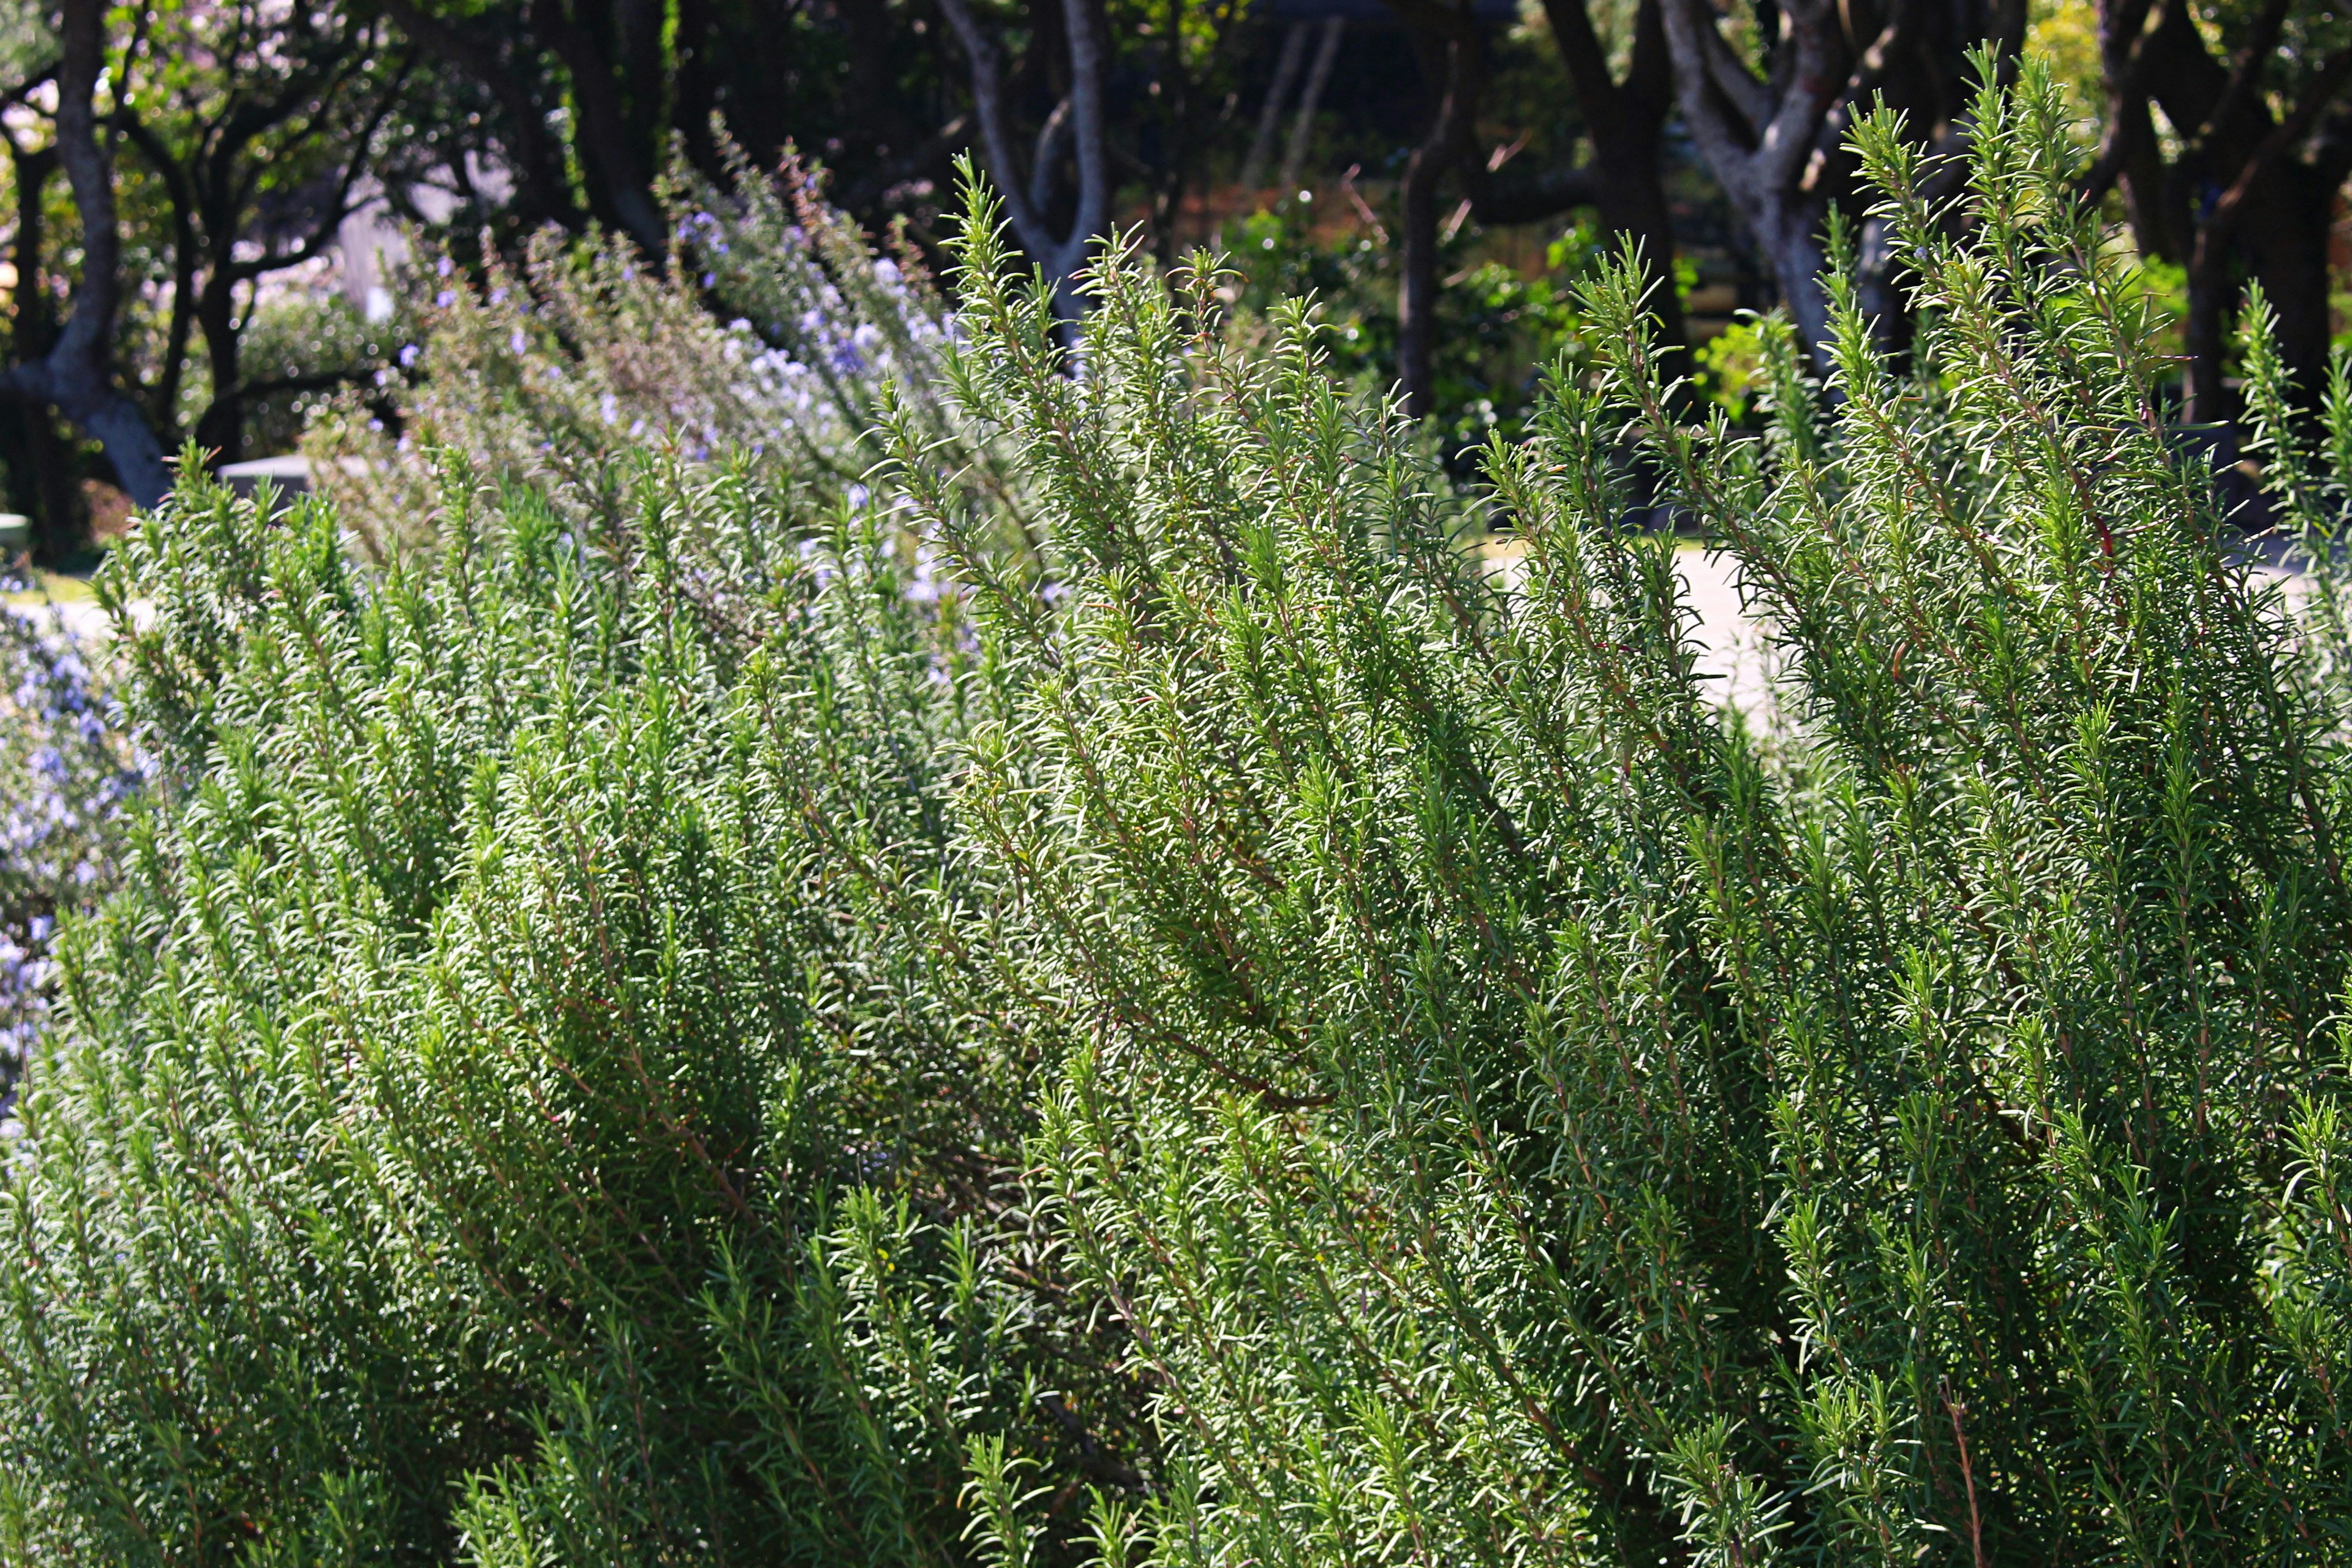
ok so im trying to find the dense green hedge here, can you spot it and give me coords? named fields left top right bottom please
left=3, top=70, right=2351, bottom=1565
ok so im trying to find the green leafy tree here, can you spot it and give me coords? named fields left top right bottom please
left=2089, top=0, right=2352, bottom=419
left=115, top=0, right=412, bottom=464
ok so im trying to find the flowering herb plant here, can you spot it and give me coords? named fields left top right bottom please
left=0, top=586, right=144, bottom=1090
left=306, top=139, right=1003, bottom=562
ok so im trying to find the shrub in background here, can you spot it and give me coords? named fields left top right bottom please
left=925, top=62, right=2352, bottom=1564
left=0, top=590, right=145, bottom=1093
left=307, top=144, right=996, bottom=559
left=229, top=293, right=412, bottom=461
left=1225, top=201, right=1621, bottom=456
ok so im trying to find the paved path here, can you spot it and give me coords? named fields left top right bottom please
left=5, top=597, right=115, bottom=643
left=1673, top=546, right=1777, bottom=720
left=3, top=570, right=145, bottom=644
left=1498, top=540, right=2312, bottom=728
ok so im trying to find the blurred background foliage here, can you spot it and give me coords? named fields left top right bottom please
left=2, top=0, right=2352, bottom=532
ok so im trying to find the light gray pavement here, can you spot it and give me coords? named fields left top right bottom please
left=4, top=594, right=121, bottom=645
left=1499, top=538, right=2312, bottom=727
left=1673, top=545, right=1778, bottom=720
left=1482, top=540, right=1779, bottom=719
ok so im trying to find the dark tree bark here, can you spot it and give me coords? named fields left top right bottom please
left=0, top=0, right=172, bottom=519
left=1659, top=0, right=2025, bottom=367
left=1385, top=1, right=1487, bottom=420
left=938, top=0, right=1112, bottom=320
left=2089, top=0, right=2352, bottom=421
left=2086, top=0, right=2179, bottom=261
left=529, top=0, right=668, bottom=256
left=4, top=138, right=83, bottom=556
left=1477, top=0, right=1689, bottom=382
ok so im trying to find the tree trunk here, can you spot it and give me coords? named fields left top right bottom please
left=1537, top=0, right=1687, bottom=382
left=23, top=409, right=81, bottom=564
left=1657, top=0, right=1843, bottom=366
left=1241, top=23, right=1310, bottom=193
left=2245, top=165, right=2338, bottom=405
left=1, top=141, right=83, bottom=557
left=1659, top=0, right=2015, bottom=371
left=531, top=0, right=668, bottom=258
left=4, top=146, right=84, bottom=556
left=2090, top=0, right=2182, bottom=262
left=1392, top=4, right=1484, bottom=420
left=2113, top=0, right=2352, bottom=419
left=0, top=0, right=171, bottom=522
left=938, top=0, right=1111, bottom=323
left=193, top=271, right=246, bottom=464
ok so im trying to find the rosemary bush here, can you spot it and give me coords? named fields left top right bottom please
left=0, top=596, right=143, bottom=1091
left=925, top=63, right=2352, bottom=1566
left=5, top=64, right=2352, bottom=1568
left=307, top=146, right=980, bottom=557
left=0, top=458, right=1136, bottom=1561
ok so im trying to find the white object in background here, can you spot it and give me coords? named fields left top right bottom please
left=215, top=456, right=314, bottom=498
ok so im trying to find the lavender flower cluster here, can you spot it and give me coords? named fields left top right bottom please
left=0, top=591, right=146, bottom=1089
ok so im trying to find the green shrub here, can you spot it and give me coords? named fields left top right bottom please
left=6, top=62, right=2352, bottom=1568
left=1224, top=202, right=1617, bottom=455
left=307, top=147, right=992, bottom=561
left=922, top=63, right=2352, bottom=1564
left=0, top=453, right=1142, bottom=1561
left=0, top=595, right=145, bottom=1090
left=213, top=293, right=410, bottom=461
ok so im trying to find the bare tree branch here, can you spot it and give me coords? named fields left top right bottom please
left=937, top=0, right=1110, bottom=317
left=1239, top=21, right=1310, bottom=192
